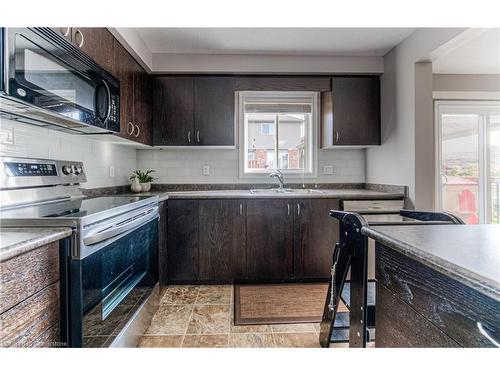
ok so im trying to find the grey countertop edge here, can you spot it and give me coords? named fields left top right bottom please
left=0, top=227, right=73, bottom=262
left=361, top=227, right=500, bottom=301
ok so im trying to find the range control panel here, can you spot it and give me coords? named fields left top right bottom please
left=5, top=162, right=58, bottom=177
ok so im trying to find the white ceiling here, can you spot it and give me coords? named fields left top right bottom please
left=433, top=28, right=500, bottom=74
left=134, top=28, right=415, bottom=56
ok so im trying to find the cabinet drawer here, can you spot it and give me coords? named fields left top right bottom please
left=376, top=284, right=460, bottom=347
left=0, top=242, right=59, bottom=314
left=342, top=199, right=404, bottom=212
left=376, top=243, right=500, bottom=347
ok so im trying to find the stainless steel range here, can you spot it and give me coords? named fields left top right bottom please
left=0, top=156, right=159, bottom=347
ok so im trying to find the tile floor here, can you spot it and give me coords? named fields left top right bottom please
left=138, top=285, right=336, bottom=348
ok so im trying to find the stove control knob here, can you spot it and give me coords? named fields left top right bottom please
left=62, top=165, right=73, bottom=175
left=74, top=165, right=83, bottom=175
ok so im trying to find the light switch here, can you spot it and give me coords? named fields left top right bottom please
left=323, top=165, right=333, bottom=175
left=202, top=165, right=210, bottom=176
left=109, top=165, right=115, bottom=177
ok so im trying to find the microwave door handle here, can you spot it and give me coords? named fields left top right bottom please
left=83, top=209, right=158, bottom=246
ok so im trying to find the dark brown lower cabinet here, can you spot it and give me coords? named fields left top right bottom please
left=166, top=200, right=199, bottom=281
left=199, top=200, right=246, bottom=281
left=294, top=199, right=340, bottom=279
left=158, top=200, right=168, bottom=287
left=246, top=200, right=294, bottom=281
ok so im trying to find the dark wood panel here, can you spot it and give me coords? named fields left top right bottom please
left=376, top=284, right=460, bottom=348
left=133, top=62, right=152, bottom=145
left=233, top=76, right=331, bottom=91
left=294, top=199, right=339, bottom=279
left=331, top=76, right=380, bottom=146
left=115, top=40, right=135, bottom=141
left=158, top=200, right=168, bottom=287
left=167, top=200, right=199, bottom=281
left=72, top=28, right=117, bottom=77
left=376, top=243, right=500, bottom=347
left=153, top=77, right=194, bottom=145
left=198, top=200, right=246, bottom=281
left=0, top=282, right=60, bottom=348
left=0, top=242, right=59, bottom=314
left=194, top=77, right=235, bottom=145
left=246, top=200, right=294, bottom=280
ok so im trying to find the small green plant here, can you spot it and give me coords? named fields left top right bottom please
left=130, top=169, right=156, bottom=183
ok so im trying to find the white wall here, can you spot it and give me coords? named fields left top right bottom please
left=0, top=118, right=137, bottom=189
left=137, top=148, right=365, bottom=184
left=366, top=28, right=467, bottom=207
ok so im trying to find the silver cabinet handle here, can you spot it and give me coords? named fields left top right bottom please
left=477, top=322, right=500, bottom=347
left=127, top=122, right=134, bottom=135
left=75, top=29, right=84, bottom=48
left=297, top=202, right=301, bottom=216
left=187, top=130, right=191, bottom=143
left=239, top=203, right=243, bottom=216
left=335, top=130, right=339, bottom=143
left=287, top=203, right=290, bottom=217
left=134, top=124, right=141, bottom=138
left=60, top=27, right=71, bottom=37
left=196, top=130, right=200, bottom=143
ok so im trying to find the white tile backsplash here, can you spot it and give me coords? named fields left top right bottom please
left=0, top=118, right=137, bottom=189
left=137, top=148, right=366, bottom=184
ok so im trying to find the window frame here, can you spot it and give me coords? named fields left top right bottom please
left=434, top=100, right=500, bottom=224
left=237, top=91, right=319, bottom=178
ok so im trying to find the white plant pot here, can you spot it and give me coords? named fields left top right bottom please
left=140, top=182, right=151, bottom=192
left=130, top=177, right=142, bottom=193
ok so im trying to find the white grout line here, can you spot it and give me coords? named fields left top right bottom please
left=180, top=286, right=200, bottom=348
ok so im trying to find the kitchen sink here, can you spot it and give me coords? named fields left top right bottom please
left=249, top=188, right=324, bottom=194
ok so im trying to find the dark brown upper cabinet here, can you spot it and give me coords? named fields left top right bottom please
left=153, top=76, right=235, bottom=146
left=321, top=76, right=381, bottom=147
left=194, top=77, right=235, bottom=146
left=233, top=76, right=331, bottom=91
left=153, top=77, right=195, bottom=145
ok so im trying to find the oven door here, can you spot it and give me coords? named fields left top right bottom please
left=2, top=28, right=119, bottom=133
left=68, top=217, right=158, bottom=347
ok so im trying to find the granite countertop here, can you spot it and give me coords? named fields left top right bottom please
left=0, top=227, right=73, bottom=262
left=362, top=224, right=500, bottom=301
left=129, top=188, right=405, bottom=201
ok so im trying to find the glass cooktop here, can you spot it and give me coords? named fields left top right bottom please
left=0, top=195, right=155, bottom=220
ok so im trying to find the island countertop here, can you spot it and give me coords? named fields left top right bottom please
left=361, top=224, right=500, bottom=301
left=0, top=227, right=73, bottom=262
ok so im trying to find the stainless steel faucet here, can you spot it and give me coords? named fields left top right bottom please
left=269, top=170, right=285, bottom=190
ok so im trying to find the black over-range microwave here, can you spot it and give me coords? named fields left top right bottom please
left=0, top=28, right=120, bottom=134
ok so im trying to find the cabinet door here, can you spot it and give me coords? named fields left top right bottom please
left=294, top=199, right=340, bottom=279
left=330, top=76, right=380, bottom=146
left=194, top=77, right=235, bottom=145
left=115, top=41, right=135, bottom=141
left=133, top=64, right=152, bottom=145
left=153, top=77, right=194, bottom=145
left=198, top=200, right=246, bottom=281
left=52, top=27, right=72, bottom=43
left=167, top=200, right=199, bottom=281
left=71, top=28, right=117, bottom=77
left=246, top=200, right=294, bottom=280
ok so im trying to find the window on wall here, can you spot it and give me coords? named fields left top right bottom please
left=238, top=91, right=319, bottom=177
left=436, top=101, right=500, bottom=224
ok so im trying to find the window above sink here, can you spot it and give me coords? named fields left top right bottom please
left=237, top=91, right=319, bottom=178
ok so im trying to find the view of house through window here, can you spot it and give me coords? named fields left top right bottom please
left=436, top=101, right=500, bottom=224
left=239, top=92, right=318, bottom=176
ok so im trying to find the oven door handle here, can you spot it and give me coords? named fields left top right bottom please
left=83, top=209, right=158, bottom=246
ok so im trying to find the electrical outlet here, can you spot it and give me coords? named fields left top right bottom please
left=323, top=165, right=334, bottom=175
left=202, top=165, right=210, bottom=176
left=109, top=165, right=115, bottom=177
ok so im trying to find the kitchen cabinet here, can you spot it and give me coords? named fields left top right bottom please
left=166, top=200, right=199, bottom=281
left=246, top=200, right=294, bottom=280
left=233, top=76, right=331, bottom=91
left=294, top=199, right=340, bottom=279
left=198, top=200, right=246, bottom=281
left=158, top=200, right=168, bottom=288
left=153, top=77, right=194, bottom=145
left=194, top=77, right=235, bottom=145
left=321, top=76, right=380, bottom=147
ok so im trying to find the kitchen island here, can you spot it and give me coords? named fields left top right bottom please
left=362, top=224, right=500, bottom=348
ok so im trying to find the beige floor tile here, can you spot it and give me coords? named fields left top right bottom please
left=161, top=285, right=199, bottom=305
left=230, top=323, right=273, bottom=333
left=146, top=305, right=193, bottom=335
left=196, top=285, right=231, bottom=305
left=270, top=323, right=318, bottom=333
left=186, top=305, right=230, bottom=334
left=137, top=335, right=183, bottom=348
left=229, top=333, right=275, bottom=348
left=273, top=332, right=321, bottom=348
left=331, top=342, right=350, bottom=348
left=182, top=334, right=229, bottom=348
